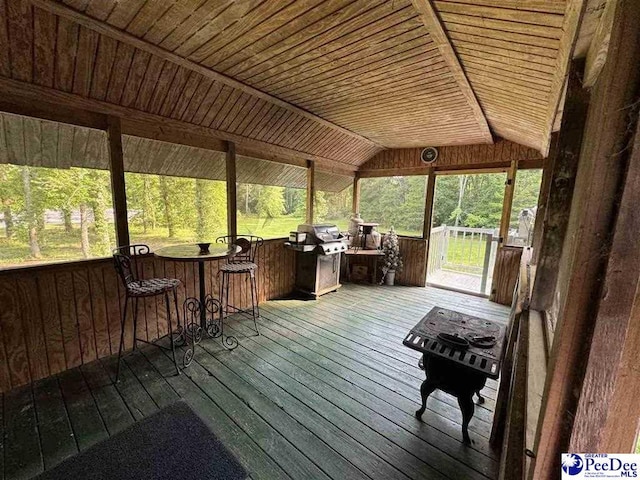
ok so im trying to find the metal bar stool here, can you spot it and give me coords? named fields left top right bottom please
left=216, top=235, right=263, bottom=345
left=113, top=244, right=186, bottom=381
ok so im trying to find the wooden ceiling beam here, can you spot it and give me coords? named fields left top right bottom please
left=410, top=0, right=493, bottom=145
left=27, top=0, right=383, bottom=151
left=0, top=76, right=359, bottom=173
left=583, top=0, right=617, bottom=88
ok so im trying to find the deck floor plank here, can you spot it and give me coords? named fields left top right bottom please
left=172, top=349, right=336, bottom=480
left=57, top=368, right=108, bottom=452
left=261, top=302, right=499, bottom=409
left=197, top=339, right=413, bottom=480
left=225, top=319, right=498, bottom=468
left=2, top=285, right=507, bottom=480
left=3, top=385, right=43, bottom=480
left=189, top=341, right=372, bottom=480
left=99, top=356, right=159, bottom=420
left=137, top=348, right=293, bottom=480
left=80, top=361, right=135, bottom=435
left=220, top=322, right=496, bottom=479
left=246, top=310, right=494, bottom=434
left=32, top=377, right=77, bottom=470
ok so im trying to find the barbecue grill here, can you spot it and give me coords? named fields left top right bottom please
left=285, top=224, right=348, bottom=297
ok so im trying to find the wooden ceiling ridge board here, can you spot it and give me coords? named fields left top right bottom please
left=26, top=0, right=384, bottom=151
left=410, top=0, right=493, bottom=144
left=541, top=0, right=588, bottom=156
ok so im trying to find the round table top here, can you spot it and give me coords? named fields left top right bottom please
left=154, top=243, right=241, bottom=262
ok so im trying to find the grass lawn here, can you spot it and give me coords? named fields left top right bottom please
left=0, top=215, right=352, bottom=268
left=0, top=225, right=115, bottom=268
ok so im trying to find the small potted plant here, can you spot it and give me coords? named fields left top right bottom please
left=380, top=227, right=403, bottom=285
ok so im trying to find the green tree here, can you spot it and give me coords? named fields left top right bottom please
left=314, top=191, right=328, bottom=222
left=21, top=166, right=42, bottom=257
left=195, top=179, right=226, bottom=240
left=87, top=170, right=113, bottom=256
left=126, top=173, right=161, bottom=234
left=256, top=186, right=285, bottom=218
left=0, top=164, right=21, bottom=238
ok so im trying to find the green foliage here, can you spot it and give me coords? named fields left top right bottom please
left=256, top=186, right=285, bottom=218
left=360, top=176, right=427, bottom=235
left=195, top=179, right=226, bottom=240
left=314, top=191, right=328, bottom=222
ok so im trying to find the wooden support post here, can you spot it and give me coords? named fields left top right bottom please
left=530, top=61, right=589, bottom=310
left=569, top=108, right=640, bottom=453
left=107, top=116, right=129, bottom=247
left=306, top=160, right=315, bottom=224
left=226, top=141, right=237, bottom=237
left=422, top=170, right=436, bottom=283
left=352, top=174, right=361, bottom=214
left=530, top=140, right=555, bottom=266
left=531, top=1, right=640, bottom=476
left=422, top=169, right=435, bottom=240
left=498, top=161, right=517, bottom=247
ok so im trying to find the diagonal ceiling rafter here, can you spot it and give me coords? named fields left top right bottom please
left=410, top=0, right=493, bottom=144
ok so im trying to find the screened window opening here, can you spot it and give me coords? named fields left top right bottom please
left=236, top=156, right=306, bottom=239
left=0, top=113, right=116, bottom=268
left=359, top=175, right=427, bottom=237
left=506, top=169, right=543, bottom=247
left=124, top=137, right=228, bottom=252
left=315, top=171, right=354, bottom=232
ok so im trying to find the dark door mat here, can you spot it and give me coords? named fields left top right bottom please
left=36, top=401, right=247, bottom=480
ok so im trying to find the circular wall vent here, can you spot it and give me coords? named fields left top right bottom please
left=420, top=147, right=438, bottom=164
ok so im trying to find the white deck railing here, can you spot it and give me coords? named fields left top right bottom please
left=428, top=225, right=499, bottom=293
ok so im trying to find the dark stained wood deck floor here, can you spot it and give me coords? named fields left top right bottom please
left=1, top=284, right=510, bottom=480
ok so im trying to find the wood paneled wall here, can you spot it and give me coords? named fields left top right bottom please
left=359, top=138, right=544, bottom=176
left=396, top=237, right=428, bottom=287
left=490, top=246, right=524, bottom=306
left=0, top=239, right=294, bottom=393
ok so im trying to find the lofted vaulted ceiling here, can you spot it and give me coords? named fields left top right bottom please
left=0, top=0, right=586, bottom=168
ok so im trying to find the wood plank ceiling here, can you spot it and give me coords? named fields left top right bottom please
left=0, top=0, right=584, bottom=167
left=431, top=0, right=576, bottom=153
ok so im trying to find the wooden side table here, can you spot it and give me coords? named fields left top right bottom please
left=344, top=248, right=384, bottom=284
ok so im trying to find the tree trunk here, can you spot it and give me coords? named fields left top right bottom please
left=3, top=204, right=13, bottom=238
left=142, top=176, right=150, bottom=233
left=195, top=179, right=206, bottom=240
left=79, top=203, right=90, bottom=258
left=159, top=176, right=175, bottom=238
left=453, top=175, right=469, bottom=238
left=91, top=192, right=111, bottom=256
left=62, top=207, right=73, bottom=233
left=22, top=166, right=41, bottom=258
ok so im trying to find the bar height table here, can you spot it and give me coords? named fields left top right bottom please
left=155, top=243, right=241, bottom=351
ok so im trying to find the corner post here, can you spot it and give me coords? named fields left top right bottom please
left=498, top=160, right=517, bottom=247
left=306, top=160, right=315, bottom=224
left=352, top=174, right=361, bottom=214
left=422, top=168, right=435, bottom=240
left=226, top=141, right=237, bottom=237
left=107, top=116, right=130, bottom=247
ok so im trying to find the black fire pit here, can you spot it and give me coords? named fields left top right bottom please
left=403, top=307, right=506, bottom=444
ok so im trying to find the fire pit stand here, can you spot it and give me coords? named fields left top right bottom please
left=403, top=306, right=506, bottom=444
